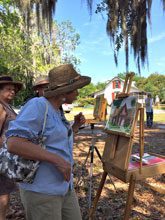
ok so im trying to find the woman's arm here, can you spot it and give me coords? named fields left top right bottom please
left=7, top=136, right=71, bottom=182
left=0, top=104, right=7, bottom=146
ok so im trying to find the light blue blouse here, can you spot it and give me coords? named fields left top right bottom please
left=6, top=97, right=74, bottom=196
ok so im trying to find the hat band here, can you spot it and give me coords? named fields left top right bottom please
left=0, top=76, right=13, bottom=82
left=48, top=75, right=81, bottom=90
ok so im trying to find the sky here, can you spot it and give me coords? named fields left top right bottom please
left=55, top=0, right=165, bottom=84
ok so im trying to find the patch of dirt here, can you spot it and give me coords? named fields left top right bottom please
left=7, top=122, right=165, bottom=219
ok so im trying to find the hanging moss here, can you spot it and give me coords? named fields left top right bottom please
left=14, top=0, right=165, bottom=74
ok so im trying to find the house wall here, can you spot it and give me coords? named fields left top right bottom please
left=104, top=78, right=139, bottom=105
left=104, top=80, right=124, bottom=104
left=93, top=77, right=139, bottom=105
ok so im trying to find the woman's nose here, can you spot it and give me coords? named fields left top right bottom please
left=11, top=89, right=16, bottom=94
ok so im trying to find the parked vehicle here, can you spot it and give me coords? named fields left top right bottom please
left=62, top=103, right=73, bottom=113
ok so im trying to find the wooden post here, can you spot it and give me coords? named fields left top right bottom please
left=89, top=171, right=107, bottom=219
left=122, top=72, right=135, bottom=94
left=126, top=73, right=134, bottom=93
left=123, top=174, right=136, bottom=220
left=123, top=74, right=129, bottom=93
left=139, top=107, right=144, bottom=173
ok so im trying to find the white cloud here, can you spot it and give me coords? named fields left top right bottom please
left=148, top=32, right=165, bottom=43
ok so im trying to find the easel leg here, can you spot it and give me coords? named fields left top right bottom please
left=83, top=147, right=91, bottom=166
left=123, top=175, right=136, bottom=220
left=89, top=171, right=107, bottom=220
left=89, top=145, right=94, bottom=208
left=94, top=146, right=102, bottom=160
left=75, top=147, right=91, bottom=187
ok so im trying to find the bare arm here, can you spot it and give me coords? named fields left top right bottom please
left=7, top=137, right=71, bottom=182
left=0, top=104, right=7, bottom=146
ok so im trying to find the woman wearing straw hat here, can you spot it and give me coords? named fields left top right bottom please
left=23, top=76, right=49, bottom=105
left=32, top=75, right=49, bottom=97
left=6, top=64, right=91, bottom=220
left=0, top=76, right=23, bottom=220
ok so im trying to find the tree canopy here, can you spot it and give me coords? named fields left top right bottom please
left=14, top=0, right=165, bottom=74
left=0, top=0, right=80, bottom=105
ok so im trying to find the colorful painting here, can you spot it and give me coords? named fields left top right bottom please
left=105, top=96, right=138, bottom=134
left=93, top=95, right=107, bottom=121
left=93, top=96, right=101, bottom=118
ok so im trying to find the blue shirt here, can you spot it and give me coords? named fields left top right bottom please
left=145, top=97, right=153, bottom=113
left=6, top=97, right=74, bottom=195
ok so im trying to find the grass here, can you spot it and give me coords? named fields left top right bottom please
left=151, top=114, right=165, bottom=123
left=154, top=104, right=165, bottom=110
left=65, top=107, right=165, bottom=123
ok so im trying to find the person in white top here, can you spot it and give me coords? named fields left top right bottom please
left=155, top=95, right=160, bottom=107
left=145, top=93, right=154, bottom=128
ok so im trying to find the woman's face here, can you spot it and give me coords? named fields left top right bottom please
left=65, top=89, right=79, bottom=104
left=34, top=84, right=48, bottom=97
left=0, top=84, right=16, bottom=103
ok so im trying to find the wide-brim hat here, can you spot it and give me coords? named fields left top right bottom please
left=0, top=75, right=23, bottom=92
left=33, top=76, right=49, bottom=89
left=44, top=64, right=91, bottom=98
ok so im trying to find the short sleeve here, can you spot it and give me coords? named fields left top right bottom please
left=6, top=97, right=47, bottom=142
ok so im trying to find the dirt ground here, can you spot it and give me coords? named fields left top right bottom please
left=7, top=122, right=165, bottom=220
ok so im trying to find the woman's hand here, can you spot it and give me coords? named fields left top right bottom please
left=56, top=157, right=71, bottom=182
left=72, top=112, right=85, bottom=133
left=7, top=137, right=72, bottom=182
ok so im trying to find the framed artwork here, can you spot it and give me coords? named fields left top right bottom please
left=105, top=96, right=138, bottom=135
left=93, top=95, right=107, bottom=121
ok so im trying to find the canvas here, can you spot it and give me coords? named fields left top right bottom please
left=93, top=96, right=101, bottom=118
left=105, top=96, right=138, bottom=135
left=93, top=95, right=107, bottom=121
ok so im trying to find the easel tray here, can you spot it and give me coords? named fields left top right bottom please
left=103, top=155, right=165, bottom=183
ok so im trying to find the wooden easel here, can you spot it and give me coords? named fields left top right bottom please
left=82, top=94, right=107, bottom=170
left=89, top=73, right=165, bottom=220
left=76, top=94, right=107, bottom=207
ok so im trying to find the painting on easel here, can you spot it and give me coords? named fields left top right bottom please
left=105, top=96, right=138, bottom=135
left=93, top=96, right=101, bottom=118
left=93, top=95, right=107, bottom=121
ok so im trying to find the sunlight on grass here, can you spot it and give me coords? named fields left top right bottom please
left=65, top=107, right=94, bottom=121
left=65, top=107, right=165, bottom=123
left=152, top=114, right=165, bottom=123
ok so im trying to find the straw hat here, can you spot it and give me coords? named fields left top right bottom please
left=0, top=75, right=23, bottom=92
left=33, top=76, right=49, bottom=89
left=44, top=64, right=91, bottom=98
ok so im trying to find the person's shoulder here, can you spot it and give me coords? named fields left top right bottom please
left=27, top=97, right=48, bottom=112
left=24, top=97, right=46, bottom=106
left=0, top=103, right=5, bottom=113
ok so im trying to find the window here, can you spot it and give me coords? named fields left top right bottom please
left=113, top=80, right=121, bottom=89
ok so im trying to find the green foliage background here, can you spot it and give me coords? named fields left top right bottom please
left=0, top=0, right=80, bottom=105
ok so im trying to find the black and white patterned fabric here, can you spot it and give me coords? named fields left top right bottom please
left=0, top=103, right=48, bottom=183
